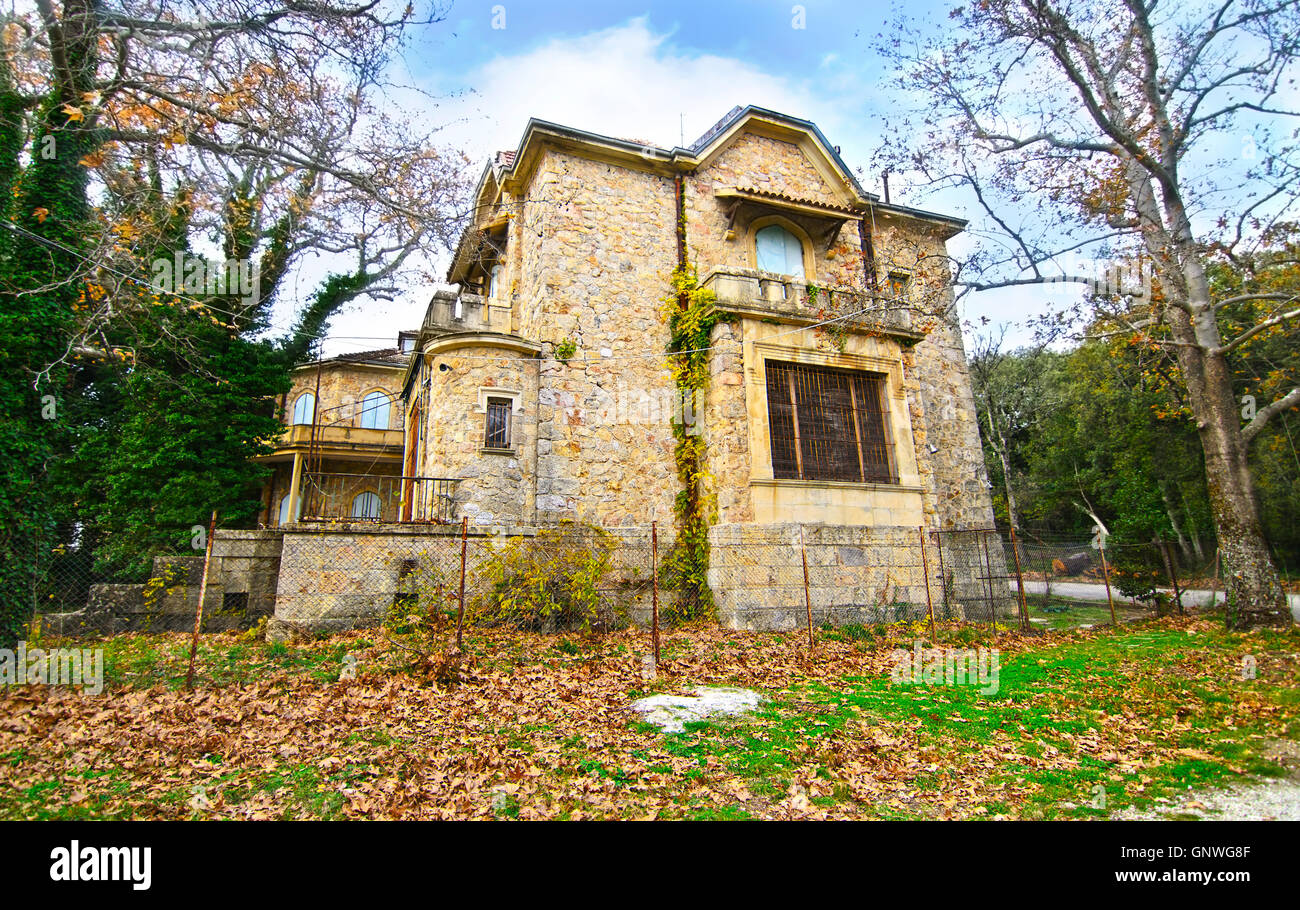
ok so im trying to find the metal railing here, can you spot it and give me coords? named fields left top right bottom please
left=298, top=473, right=460, bottom=524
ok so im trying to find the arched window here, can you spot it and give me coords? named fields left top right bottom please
left=488, top=263, right=503, bottom=301
left=755, top=224, right=806, bottom=279
left=278, top=492, right=302, bottom=526
left=359, top=391, right=391, bottom=430
left=291, top=392, right=315, bottom=425
left=351, top=491, right=381, bottom=520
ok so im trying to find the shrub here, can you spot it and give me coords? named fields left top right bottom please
left=471, top=523, right=621, bottom=631
left=1110, top=547, right=1163, bottom=601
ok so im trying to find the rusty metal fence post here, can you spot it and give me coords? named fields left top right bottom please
left=919, top=526, right=937, bottom=641
left=185, top=509, right=218, bottom=690
left=1008, top=525, right=1030, bottom=632
left=455, top=516, right=468, bottom=651
left=1156, top=536, right=1184, bottom=615
left=980, top=531, right=997, bottom=631
left=800, top=525, right=813, bottom=651
left=1098, top=543, right=1117, bottom=626
left=651, top=521, right=661, bottom=667
left=1168, top=545, right=1184, bottom=615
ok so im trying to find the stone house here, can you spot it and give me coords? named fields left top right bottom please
left=70, top=105, right=1004, bottom=637
left=385, top=105, right=1003, bottom=628
left=404, top=106, right=993, bottom=536
left=258, top=335, right=415, bottom=526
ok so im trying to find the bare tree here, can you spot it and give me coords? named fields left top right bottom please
left=877, top=0, right=1300, bottom=627
left=969, top=327, right=1051, bottom=558
left=3, top=0, right=469, bottom=366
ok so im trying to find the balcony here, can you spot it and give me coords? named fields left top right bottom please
left=296, top=473, right=460, bottom=524
left=700, top=267, right=922, bottom=343
left=261, top=392, right=407, bottom=464
left=422, top=289, right=512, bottom=336
left=268, top=424, right=404, bottom=460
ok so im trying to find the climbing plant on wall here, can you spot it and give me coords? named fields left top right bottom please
left=661, top=262, right=722, bottom=622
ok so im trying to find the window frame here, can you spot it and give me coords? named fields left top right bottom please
left=277, top=492, right=302, bottom=526
left=754, top=222, right=807, bottom=280
left=484, top=396, right=513, bottom=450
left=886, top=270, right=911, bottom=303
left=350, top=490, right=382, bottom=520
left=764, top=359, right=897, bottom=484
left=291, top=392, right=315, bottom=425
left=358, top=390, right=391, bottom=430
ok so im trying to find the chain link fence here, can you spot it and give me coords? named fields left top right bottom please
left=26, top=523, right=1026, bottom=643
left=25, top=521, right=1224, bottom=647
left=1011, top=529, right=1226, bottom=623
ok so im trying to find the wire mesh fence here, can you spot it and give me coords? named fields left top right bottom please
left=273, top=523, right=657, bottom=639
left=1010, top=528, right=1219, bottom=620
left=24, top=520, right=1225, bottom=650
left=32, top=549, right=219, bottom=638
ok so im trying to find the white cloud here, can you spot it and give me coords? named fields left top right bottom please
left=435, top=17, right=841, bottom=160
left=319, top=17, right=878, bottom=354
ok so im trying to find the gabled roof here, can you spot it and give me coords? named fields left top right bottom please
left=686, top=104, right=873, bottom=203
left=450, top=106, right=967, bottom=280
left=495, top=105, right=874, bottom=207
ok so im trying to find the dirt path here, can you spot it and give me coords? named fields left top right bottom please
left=1113, top=740, right=1300, bottom=820
left=1015, top=580, right=1300, bottom=621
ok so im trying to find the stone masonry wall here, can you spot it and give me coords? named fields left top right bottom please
left=416, top=345, right=538, bottom=526
left=522, top=149, right=682, bottom=528
left=709, top=523, right=1018, bottom=631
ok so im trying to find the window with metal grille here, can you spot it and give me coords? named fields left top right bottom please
left=351, top=491, right=381, bottom=519
left=765, top=360, right=896, bottom=483
left=886, top=271, right=911, bottom=302
left=485, top=397, right=512, bottom=449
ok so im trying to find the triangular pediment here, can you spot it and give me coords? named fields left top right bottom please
left=688, top=106, right=871, bottom=209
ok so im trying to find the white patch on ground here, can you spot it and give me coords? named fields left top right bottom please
left=631, top=687, right=763, bottom=733
left=1112, top=740, right=1300, bottom=821
left=1111, top=777, right=1300, bottom=821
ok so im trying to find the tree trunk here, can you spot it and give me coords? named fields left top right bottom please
left=995, top=431, right=1026, bottom=564
left=1162, top=488, right=1193, bottom=564
left=1125, top=156, right=1290, bottom=629
left=1166, top=303, right=1290, bottom=627
left=1182, top=487, right=1206, bottom=564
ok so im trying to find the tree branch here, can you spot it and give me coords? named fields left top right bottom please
left=1243, top=387, right=1300, bottom=442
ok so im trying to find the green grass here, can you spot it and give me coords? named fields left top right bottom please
left=4, top=618, right=1296, bottom=820
left=639, top=622, right=1299, bottom=819
left=40, top=632, right=368, bottom=690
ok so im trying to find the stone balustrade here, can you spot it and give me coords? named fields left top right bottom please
left=700, top=267, right=916, bottom=338
left=421, top=290, right=512, bottom=336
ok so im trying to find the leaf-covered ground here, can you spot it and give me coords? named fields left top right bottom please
left=1, top=615, right=1297, bottom=820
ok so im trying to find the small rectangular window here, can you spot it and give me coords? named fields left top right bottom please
left=485, top=397, right=512, bottom=449
left=886, top=272, right=911, bottom=302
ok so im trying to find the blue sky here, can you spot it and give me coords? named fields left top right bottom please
left=317, top=1, right=1072, bottom=354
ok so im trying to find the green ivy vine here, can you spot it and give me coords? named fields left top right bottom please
left=660, top=263, right=721, bottom=622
